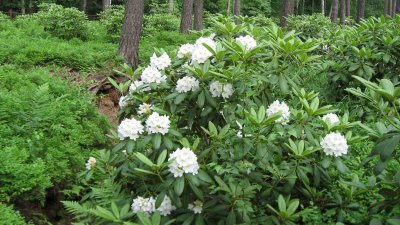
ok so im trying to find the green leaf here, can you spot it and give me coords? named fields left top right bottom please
left=214, top=176, right=230, bottom=193
left=287, top=199, right=299, bottom=216
left=137, top=212, right=152, bottom=225
left=174, top=176, right=185, bottom=196
left=92, top=206, right=116, bottom=221
left=174, top=93, right=187, bottom=105
left=227, top=210, right=236, bottom=225
left=155, top=191, right=166, bottom=209
left=157, top=150, right=168, bottom=166
left=197, top=91, right=205, bottom=108
left=195, top=215, right=205, bottom=225
left=277, top=195, right=286, bottom=212
left=134, top=168, right=156, bottom=175
left=198, top=170, right=213, bottom=183
left=151, top=211, right=161, bottom=225
left=378, top=134, right=400, bottom=161
left=335, top=158, right=348, bottom=173
left=111, top=202, right=120, bottom=219
left=135, top=152, right=154, bottom=167
left=152, top=134, right=162, bottom=150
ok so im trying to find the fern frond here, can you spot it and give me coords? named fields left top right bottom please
left=62, top=201, right=91, bottom=218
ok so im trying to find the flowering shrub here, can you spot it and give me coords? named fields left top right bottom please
left=64, top=18, right=375, bottom=224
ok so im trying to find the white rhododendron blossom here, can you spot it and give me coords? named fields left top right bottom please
left=118, top=118, right=144, bottom=140
left=236, top=35, right=257, bottom=50
left=176, top=76, right=200, bottom=93
left=209, top=81, right=234, bottom=98
left=85, top=157, right=96, bottom=170
left=191, top=36, right=217, bottom=64
left=138, top=103, right=153, bottom=115
left=168, top=147, right=199, bottom=177
left=145, top=112, right=170, bottom=135
left=129, top=80, right=150, bottom=93
left=266, top=100, right=291, bottom=125
left=141, top=67, right=166, bottom=84
left=188, top=200, right=203, bottom=214
left=150, top=52, right=171, bottom=70
left=222, top=83, right=234, bottom=98
left=156, top=196, right=176, bottom=216
left=131, top=196, right=156, bottom=215
left=322, top=113, right=340, bottom=125
left=177, top=43, right=194, bottom=58
left=320, top=132, right=349, bottom=157
left=119, top=95, right=129, bottom=108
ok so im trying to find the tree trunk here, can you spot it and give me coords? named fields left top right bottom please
left=330, top=0, right=338, bottom=23
left=385, top=0, right=390, bottom=16
left=392, top=0, right=397, bottom=16
left=397, top=0, right=400, bottom=13
left=280, top=0, right=294, bottom=27
left=118, top=0, right=144, bottom=69
left=102, top=0, right=112, bottom=11
left=227, top=0, right=231, bottom=16
left=81, top=0, right=87, bottom=13
left=340, top=0, right=345, bottom=24
left=168, top=0, right=174, bottom=12
left=28, top=0, right=33, bottom=13
left=346, top=0, right=350, bottom=16
left=194, top=0, right=203, bottom=30
left=321, top=0, right=325, bottom=15
left=357, top=0, right=365, bottom=23
left=21, top=0, right=25, bottom=14
left=180, top=0, right=193, bottom=33
left=234, top=0, right=240, bottom=24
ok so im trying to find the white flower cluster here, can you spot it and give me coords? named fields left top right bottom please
left=118, top=118, right=144, bottom=140
left=150, top=52, right=171, bottom=71
left=119, top=95, right=129, bottom=108
left=209, top=81, right=234, bottom=98
left=168, top=148, right=199, bottom=177
left=191, top=36, right=217, bottom=64
left=145, top=112, right=170, bottom=135
left=138, top=103, right=154, bottom=115
left=141, top=66, right=167, bottom=84
left=131, top=196, right=155, bottom=215
left=188, top=200, right=203, bottom=214
left=157, top=196, right=176, bottom=216
left=130, top=80, right=150, bottom=93
left=85, top=157, right=96, bottom=170
left=176, top=76, right=200, bottom=93
left=266, top=100, right=290, bottom=125
left=236, top=35, right=257, bottom=51
left=177, top=43, right=194, bottom=58
left=320, top=132, right=349, bottom=157
left=322, top=113, right=340, bottom=125
left=131, top=195, right=176, bottom=216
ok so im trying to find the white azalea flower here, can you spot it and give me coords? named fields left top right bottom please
left=145, top=112, right=170, bottom=135
left=320, top=132, right=349, bottom=157
left=176, top=76, right=200, bottom=93
left=266, top=100, right=290, bottom=125
left=118, top=118, right=144, bottom=140
left=168, top=147, right=199, bottom=177
left=236, top=35, right=257, bottom=50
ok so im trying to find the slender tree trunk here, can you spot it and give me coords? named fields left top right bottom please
left=118, top=0, right=144, bottom=69
left=392, top=0, right=397, bottom=16
left=340, top=0, right=345, bottom=24
left=168, top=0, right=174, bottom=12
left=21, top=0, right=25, bottom=14
left=330, top=0, right=339, bottom=23
left=397, top=0, right=400, bottom=13
left=227, top=0, right=231, bottom=16
left=102, top=0, right=112, bottom=11
left=357, top=0, right=365, bottom=22
left=234, top=0, right=240, bottom=24
left=28, top=0, right=33, bottom=13
left=280, top=0, right=294, bottom=27
left=385, top=0, right=390, bottom=17
left=180, top=0, right=193, bottom=33
left=194, top=0, right=203, bottom=30
left=346, top=0, right=350, bottom=16
left=81, top=0, right=87, bottom=13
left=321, top=0, right=325, bottom=15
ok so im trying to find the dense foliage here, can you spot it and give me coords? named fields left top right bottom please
left=62, top=16, right=400, bottom=225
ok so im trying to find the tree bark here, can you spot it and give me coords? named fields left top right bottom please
left=330, top=0, right=338, bottom=23
left=168, top=0, right=174, bottom=12
left=321, top=0, right=325, bottom=15
left=340, top=0, right=345, bottom=24
left=180, top=0, right=193, bottom=33
left=385, top=0, right=390, bottom=16
left=28, top=0, right=33, bottom=13
left=357, top=0, right=365, bottom=23
left=397, top=0, right=400, bottom=13
left=346, top=0, right=350, bottom=16
left=227, top=0, right=231, bottom=16
left=280, top=0, right=294, bottom=27
left=392, top=0, right=397, bottom=16
left=102, top=0, right=112, bottom=11
left=21, top=0, right=25, bottom=14
left=118, top=0, right=144, bottom=69
left=81, top=0, right=87, bottom=13
left=194, top=0, right=203, bottom=30
left=234, top=0, right=240, bottom=24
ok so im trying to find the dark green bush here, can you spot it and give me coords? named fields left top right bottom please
left=143, top=13, right=180, bottom=35
left=0, top=65, right=109, bottom=203
left=35, top=3, right=89, bottom=40
left=286, top=13, right=336, bottom=39
left=0, top=204, right=28, bottom=225
left=99, top=5, right=125, bottom=42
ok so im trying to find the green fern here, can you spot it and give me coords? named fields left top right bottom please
left=62, top=201, right=91, bottom=219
